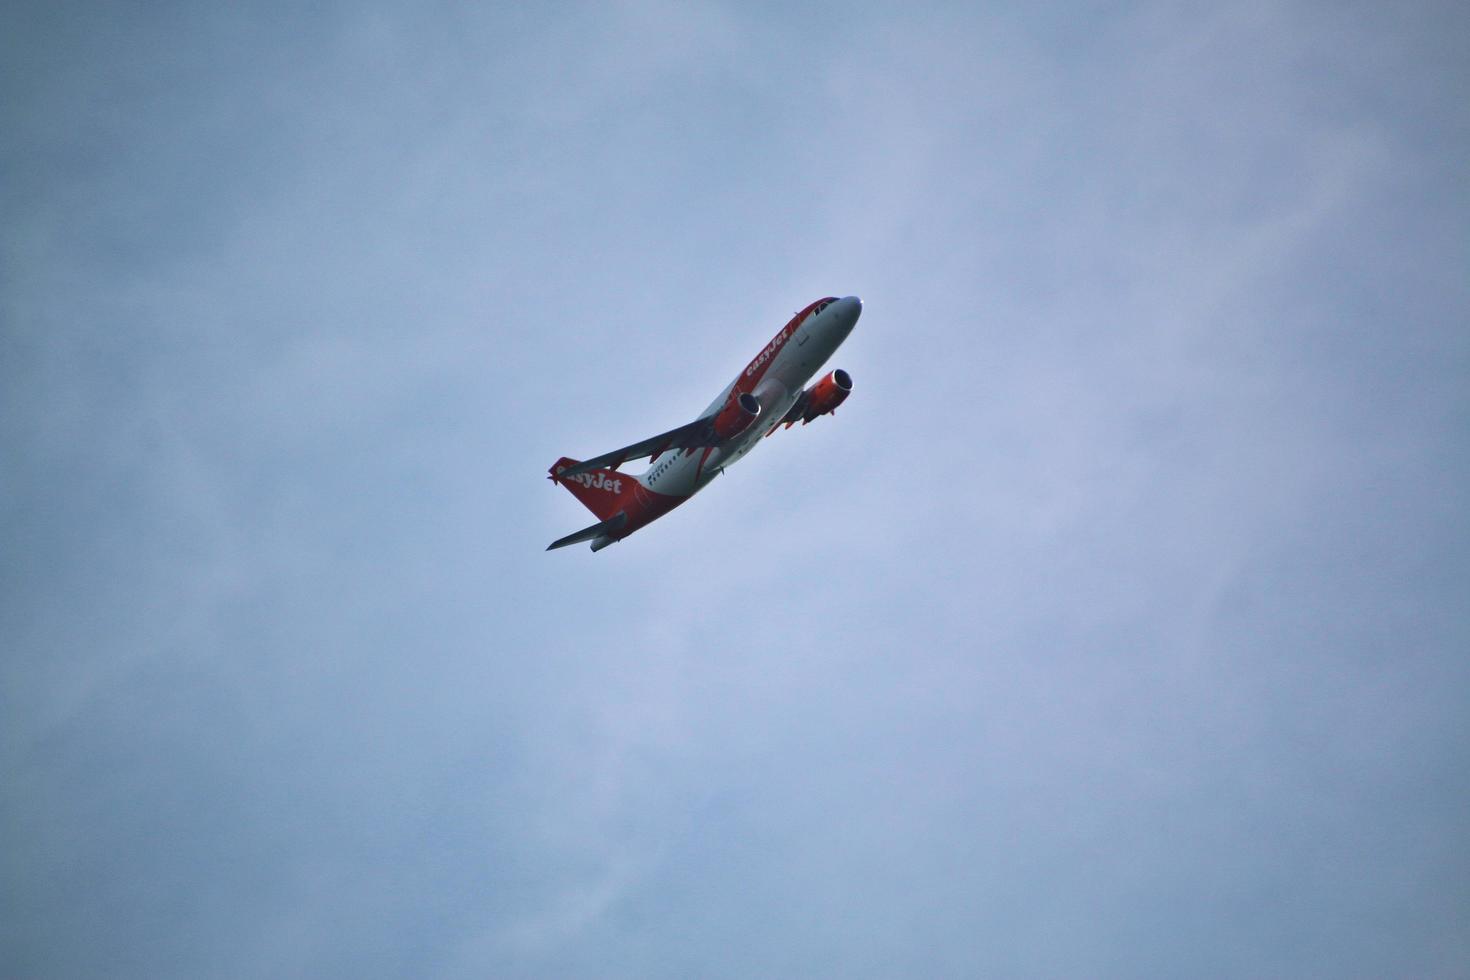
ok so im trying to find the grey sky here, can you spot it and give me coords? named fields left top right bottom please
left=3, top=1, right=1468, bottom=977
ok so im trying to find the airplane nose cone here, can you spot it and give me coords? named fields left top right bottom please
left=822, top=295, right=861, bottom=343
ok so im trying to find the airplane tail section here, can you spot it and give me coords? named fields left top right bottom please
left=546, top=511, right=628, bottom=551
left=548, top=457, right=631, bottom=522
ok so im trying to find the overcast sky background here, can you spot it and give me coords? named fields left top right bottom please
left=3, top=1, right=1468, bottom=976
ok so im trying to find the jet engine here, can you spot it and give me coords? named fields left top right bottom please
left=796, top=369, right=852, bottom=423
left=712, top=391, right=762, bottom=441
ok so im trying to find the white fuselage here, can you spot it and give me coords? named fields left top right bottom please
left=635, top=296, right=862, bottom=499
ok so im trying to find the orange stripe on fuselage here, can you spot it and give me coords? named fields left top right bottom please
left=735, top=297, right=834, bottom=396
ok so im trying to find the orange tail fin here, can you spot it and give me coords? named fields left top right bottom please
left=549, top=457, right=631, bottom=522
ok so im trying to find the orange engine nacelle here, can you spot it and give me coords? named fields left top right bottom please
left=713, top=391, right=762, bottom=441
left=798, top=369, right=852, bottom=423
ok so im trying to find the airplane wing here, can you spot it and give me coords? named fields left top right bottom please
left=557, top=416, right=714, bottom=478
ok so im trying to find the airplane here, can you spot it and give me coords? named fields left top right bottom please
left=547, top=295, right=863, bottom=551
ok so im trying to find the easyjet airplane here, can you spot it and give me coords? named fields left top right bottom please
left=547, top=295, right=863, bottom=551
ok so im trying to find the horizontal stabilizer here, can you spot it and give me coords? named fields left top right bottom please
left=546, top=512, right=627, bottom=551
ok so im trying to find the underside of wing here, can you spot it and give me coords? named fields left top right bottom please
left=557, top=416, right=713, bottom=478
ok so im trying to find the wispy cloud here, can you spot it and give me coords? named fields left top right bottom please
left=3, top=1, right=1466, bottom=976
